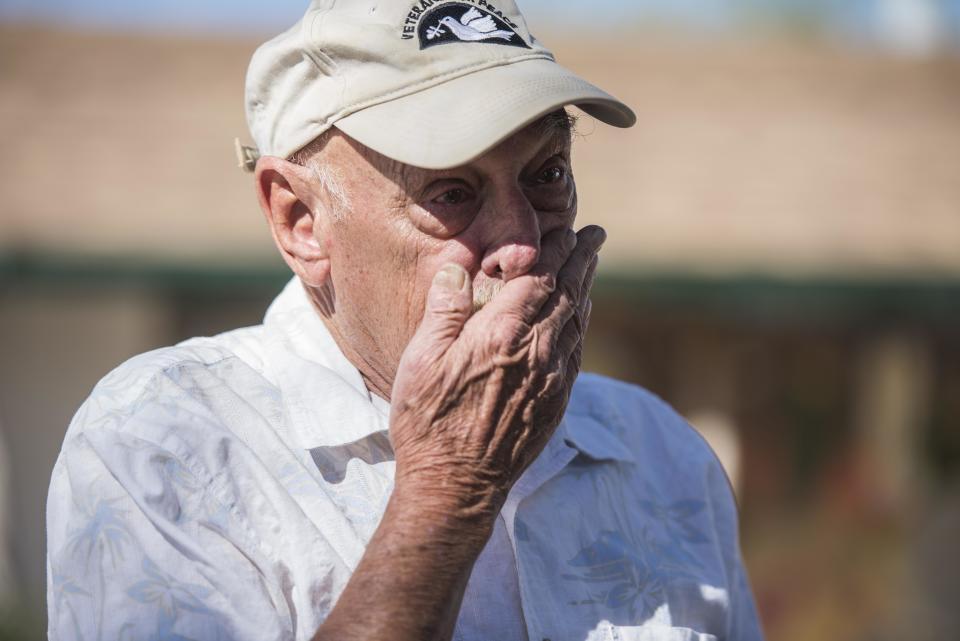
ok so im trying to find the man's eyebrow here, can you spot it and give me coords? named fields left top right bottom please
left=528, top=110, right=577, bottom=161
left=536, top=109, right=578, bottom=139
left=395, top=162, right=442, bottom=198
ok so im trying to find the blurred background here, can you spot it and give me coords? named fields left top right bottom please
left=1, top=0, right=959, bottom=639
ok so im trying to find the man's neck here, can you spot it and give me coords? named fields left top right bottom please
left=304, top=282, right=395, bottom=403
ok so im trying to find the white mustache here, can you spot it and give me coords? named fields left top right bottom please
left=472, top=278, right=505, bottom=313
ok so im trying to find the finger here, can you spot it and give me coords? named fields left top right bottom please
left=473, top=227, right=577, bottom=324
left=558, top=272, right=594, bottom=398
left=553, top=305, right=584, bottom=371
left=576, top=253, right=598, bottom=329
left=555, top=249, right=597, bottom=358
left=563, top=333, right=585, bottom=397
left=582, top=252, right=599, bottom=304
left=538, top=313, right=585, bottom=409
left=550, top=227, right=604, bottom=325
left=530, top=227, right=580, bottom=283
left=567, top=226, right=604, bottom=301
left=411, top=263, right=473, bottom=352
left=556, top=270, right=594, bottom=388
left=533, top=227, right=605, bottom=350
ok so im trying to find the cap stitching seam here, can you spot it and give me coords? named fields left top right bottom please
left=304, top=9, right=339, bottom=75
left=330, top=51, right=555, bottom=125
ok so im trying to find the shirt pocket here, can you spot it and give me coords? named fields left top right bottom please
left=606, top=624, right=718, bottom=641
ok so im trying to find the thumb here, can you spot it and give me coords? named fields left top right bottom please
left=415, top=263, right=472, bottom=348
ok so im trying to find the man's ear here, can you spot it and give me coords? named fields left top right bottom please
left=254, top=156, right=331, bottom=288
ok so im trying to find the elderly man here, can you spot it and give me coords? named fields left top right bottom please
left=47, top=1, right=763, bottom=640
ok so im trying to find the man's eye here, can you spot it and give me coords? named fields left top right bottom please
left=537, top=166, right=566, bottom=185
left=432, top=188, right=471, bottom=205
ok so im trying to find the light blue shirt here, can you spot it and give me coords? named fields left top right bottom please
left=47, top=277, right=763, bottom=641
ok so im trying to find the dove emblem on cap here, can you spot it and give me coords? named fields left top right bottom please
left=427, top=6, right=516, bottom=42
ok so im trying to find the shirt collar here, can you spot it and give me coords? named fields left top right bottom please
left=264, top=277, right=371, bottom=400
left=560, top=406, right=637, bottom=465
left=263, top=277, right=390, bottom=449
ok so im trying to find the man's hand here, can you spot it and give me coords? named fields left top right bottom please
left=389, top=225, right=604, bottom=525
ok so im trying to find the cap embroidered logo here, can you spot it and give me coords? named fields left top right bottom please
left=415, top=3, right=529, bottom=50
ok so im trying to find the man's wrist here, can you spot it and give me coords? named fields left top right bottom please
left=388, top=476, right=501, bottom=548
left=315, top=472, right=495, bottom=641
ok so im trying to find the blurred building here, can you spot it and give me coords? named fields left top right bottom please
left=1, top=11, right=959, bottom=641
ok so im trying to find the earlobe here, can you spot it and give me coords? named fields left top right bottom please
left=254, top=156, right=332, bottom=288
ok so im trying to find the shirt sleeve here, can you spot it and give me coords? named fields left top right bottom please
left=46, top=398, right=294, bottom=641
left=727, top=554, right=765, bottom=641
left=700, top=440, right=765, bottom=641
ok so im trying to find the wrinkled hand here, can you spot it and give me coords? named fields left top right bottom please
left=389, top=226, right=604, bottom=522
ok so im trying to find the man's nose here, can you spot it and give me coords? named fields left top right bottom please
left=480, top=193, right=541, bottom=281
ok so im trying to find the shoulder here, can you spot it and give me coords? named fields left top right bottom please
left=51, top=324, right=282, bottom=535
left=63, top=325, right=274, bottom=447
left=102, top=325, right=267, bottom=390
left=567, top=372, right=719, bottom=467
left=47, top=328, right=297, bottom=641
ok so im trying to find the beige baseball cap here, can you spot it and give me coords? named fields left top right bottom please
left=242, top=0, right=635, bottom=171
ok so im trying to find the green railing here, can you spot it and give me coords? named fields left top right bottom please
left=3, top=250, right=959, bottom=325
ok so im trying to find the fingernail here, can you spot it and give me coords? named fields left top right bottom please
left=434, top=264, right=466, bottom=291
left=594, top=226, right=607, bottom=245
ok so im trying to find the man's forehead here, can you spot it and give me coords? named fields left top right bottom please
left=323, top=109, right=574, bottom=187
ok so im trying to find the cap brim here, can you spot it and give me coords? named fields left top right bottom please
left=333, top=57, right=636, bottom=170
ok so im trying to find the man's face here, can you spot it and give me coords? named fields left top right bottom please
left=309, top=113, right=577, bottom=382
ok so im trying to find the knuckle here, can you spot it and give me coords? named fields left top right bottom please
left=569, top=338, right=584, bottom=365
left=533, top=333, right=554, bottom=370
left=552, top=292, right=577, bottom=324
left=399, top=343, right=429, bottom=373
left=490, top=317, right=531, bottom=355
left=573, top=304, right=586, bottom=332
left=538, top=272, right=557, bottom=294
left=520, top=270, right=556, bottom=304
left=540, top=230, right=576, bottom=268
left=559, top=278, right=578, bottom=304
left=557, top=265, right=582, bottom=299
left=584, top=256, right=599, bottom=285
left=541, top=369, right=564, bottom=397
